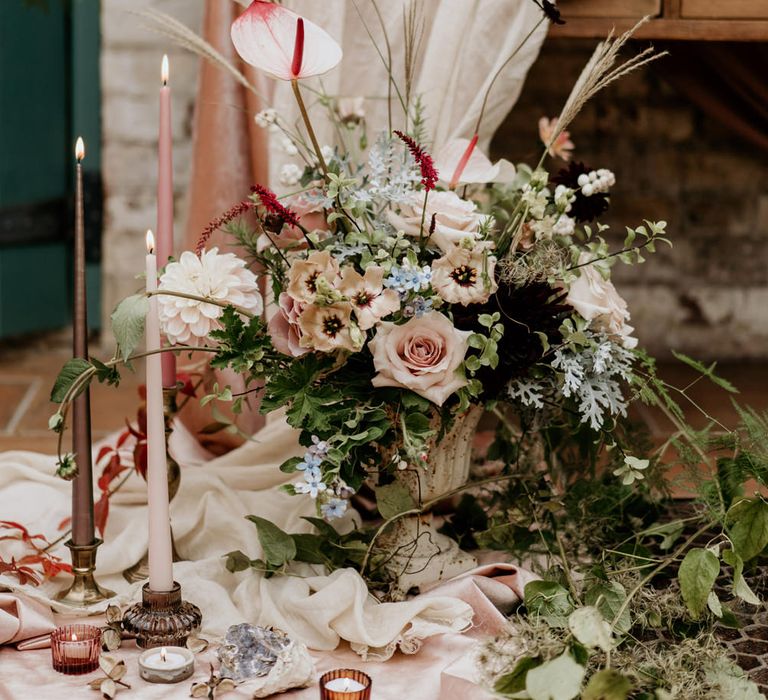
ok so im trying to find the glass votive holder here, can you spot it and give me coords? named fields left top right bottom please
left=319, top=668, right=372, bottom=700
left=51, top=624, right=101, bottom=675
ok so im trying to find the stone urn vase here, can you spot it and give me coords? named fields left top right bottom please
left=378, top=405, right=483, bottom=599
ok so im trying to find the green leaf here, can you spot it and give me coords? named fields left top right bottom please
left=50, top=357, right=92, bottom=403
left=526, top=653, right=585, bottom=700
left=302, top=516, right=340, bottom=540
left=291, top=533, right=328, bottom=565
left=279, top=457, right=304, bottom=474
left=707, top=590, right=723, bottom=617
left=375, top=482, right=417, bottom=520
left=584, top=581, right=631, bottom=634
left=568, top=606, right=613, bottom=651
left=723, top=549, right=761, bottom=606
left=245, top=515, right=297, bottom=567
left=494, top=657, right=540, bottom=696
left=582, top=669, right=632, bottom=700
left=111, top=294, right=149, bottom=363
left=524, top=581, right=574, bottom=627
left=728, top=498, right=768, bottom=562
left=224, top=550, right=251, bottom=573
left=678, top=547, right=720, bottom=619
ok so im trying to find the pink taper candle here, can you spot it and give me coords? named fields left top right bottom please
left=158, top=54, right=176, bottom=388
left=145, top=230, right=174, bottom=592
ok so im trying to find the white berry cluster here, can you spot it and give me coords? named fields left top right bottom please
left=577, top=168, right=615, bottom=197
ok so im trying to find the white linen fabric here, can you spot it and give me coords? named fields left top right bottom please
left=0, top=419, right=473, bottom=659
left=268, top=0, right=548, bottom=183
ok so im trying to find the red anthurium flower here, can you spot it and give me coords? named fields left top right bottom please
left=231, top=1, right=342, bottom=81
left=436, top=137, right=517, bottom=188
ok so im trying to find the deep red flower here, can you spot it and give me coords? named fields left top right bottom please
left=250, top=184, right=302, bottom=228
left=394, top=130, right=439, bottom=192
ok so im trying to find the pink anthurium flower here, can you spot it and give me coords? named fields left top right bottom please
left=231, top=1, right=342, bottom=81
left=436, top=137, right=516, bottom=188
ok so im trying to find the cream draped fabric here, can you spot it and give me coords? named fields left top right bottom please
left=268, top=0, right=548, bottom=184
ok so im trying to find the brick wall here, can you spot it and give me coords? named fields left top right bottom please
left=492, top=39, right=768, bottom=360
left=100, top=0, right=203, bottom=330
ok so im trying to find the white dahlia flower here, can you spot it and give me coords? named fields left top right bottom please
left=158, top=248, right=263, bottom=344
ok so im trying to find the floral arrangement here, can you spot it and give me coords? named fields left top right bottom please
left=108, top=2, right=669, bottom=528
left=47, top=3, right=768, bottom=697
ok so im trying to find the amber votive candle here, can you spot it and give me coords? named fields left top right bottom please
left=319, top=668, right=372, bottom=700
left=51, top=624, right=101, bottom=674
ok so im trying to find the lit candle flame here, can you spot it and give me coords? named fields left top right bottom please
left=161, top=54, right=169, bottom=85
left=75, top=137, right=85, bottom=162
left=160, top=647, right=167, bottom=663
left=146, top=229, right=155, bottom=254
left=71, top=633, right=78, bottom=642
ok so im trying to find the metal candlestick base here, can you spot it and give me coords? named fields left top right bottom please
left=123, top=386, right=185, bottom=583
left=55, top=539, right=116, bottom=606
left=122, top=581, right=202, bottom=648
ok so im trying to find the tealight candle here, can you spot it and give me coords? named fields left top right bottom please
left=138, top=645, right=195, bottom=683
left=319, top=669, right=372, bottom=700
left=51, top=625, right=101, bottom=675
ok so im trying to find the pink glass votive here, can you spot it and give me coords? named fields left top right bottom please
left=319, top=668, right=372, bottom=700
left=51, top=624, right=101, bottom=674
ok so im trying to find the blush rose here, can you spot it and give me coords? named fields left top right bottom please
left=369, top=311, right=471, bottom=405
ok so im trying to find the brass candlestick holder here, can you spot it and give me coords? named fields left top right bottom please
left=122, top=581, right=202, bottom=648
left=55, top=539, right=116, bottom=606
left=123, top=387, right=184, bottom=582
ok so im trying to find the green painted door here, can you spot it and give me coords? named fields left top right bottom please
left=0, top=0, right=101, bottom=338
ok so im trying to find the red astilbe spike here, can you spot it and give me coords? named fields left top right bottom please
left=291, top=18, right=305, bottom=78
left=250, top=184, right=302, bottom=228
left=196, top=199, right=255, bottom=256
left=394, top=130, right=438, bottom=191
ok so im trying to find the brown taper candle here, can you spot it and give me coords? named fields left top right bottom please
left=71, top=137, right=95, bottom=546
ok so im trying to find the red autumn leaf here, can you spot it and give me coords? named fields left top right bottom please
left=138, top=383, right=147, bottom=402
left=137, top=405, right=147, bottom=437
left=116, top=429, right=131, bottom=448
left=0, top=558, right=41, bottom=586
left=97, top=454, right=126, bottom=492
left=96, top=445, right=113, bottom=465
left=176, top=372, right=197, bottom=397
left=58, top=516, right=71, bottom=531
left=17, top=553, right=72, bottom=579
left=133, top=441, right=148, bottom=480
left=0, top=521, right=47, bottom=547
left=93, top=492, right=110, bottom=537
left=125, top=418, right=144, bottom=441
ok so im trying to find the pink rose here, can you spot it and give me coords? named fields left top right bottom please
left=268, top=292, right=308, bottom=357
left=369, top=312, right=471, bottom=406
left=566, top=253, right=638, bottom=349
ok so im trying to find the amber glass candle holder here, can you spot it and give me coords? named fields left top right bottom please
left=319, top=668, right=372, bottom=700
left=51, top=624, right=101, bottom=674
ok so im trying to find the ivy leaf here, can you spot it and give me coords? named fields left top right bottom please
left=290, top=533, right=328, bottom=565
left=245, top=516, right=296, bottom=567
left=111, top=294, right=149, bottom=363
left=526, top=652, right=585, bottom=700
left=723, top=549, right=761, bottom=606
left=224, top=550, right=252, bottom=573
left=524, top=581, right=574, bottom=628
left=582, top=669, right=632, bottom=700
left=584, top=581, right=630, bottom=634
left=678, top=547, right=720, bottom=619
left=728, top=498, right=768, bottom=562
left=375, top=482, right=416, bottom=520
left=494, top=656, right=540, bottom=696
left=50, top=358, right=92, bottom=403
left=568, top=606, right=613, bottom=652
